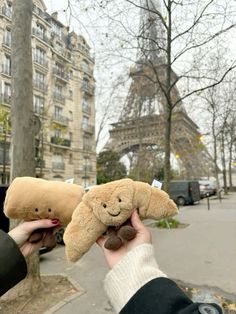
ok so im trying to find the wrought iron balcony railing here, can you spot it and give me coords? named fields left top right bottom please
left=50, top=136, right=71, bottom=147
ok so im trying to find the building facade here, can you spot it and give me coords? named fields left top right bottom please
left=0, top=0, right=96, bottom=187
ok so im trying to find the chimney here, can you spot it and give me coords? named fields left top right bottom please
left=51, top=12, right=58, bottom=20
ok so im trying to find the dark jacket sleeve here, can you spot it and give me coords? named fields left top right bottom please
left=0, top=230, right=27, bottom=296
left=120, top=277, right=222, bottom=314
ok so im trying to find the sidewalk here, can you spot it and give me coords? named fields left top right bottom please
left=40, top=192, right=236, bottom=313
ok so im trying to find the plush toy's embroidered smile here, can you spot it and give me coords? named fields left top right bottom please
left=108, top=211, right=121, bottom=217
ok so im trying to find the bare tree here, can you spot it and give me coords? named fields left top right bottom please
left=63, top=0, right=236, bottom=190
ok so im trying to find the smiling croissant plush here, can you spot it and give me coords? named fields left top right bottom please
left=64, top=178, right=178, bottom=262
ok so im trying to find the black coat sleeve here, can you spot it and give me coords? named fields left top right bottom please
left=120, top=277, right=222, bottom=314
left=0, top=230, right=27, bottom=296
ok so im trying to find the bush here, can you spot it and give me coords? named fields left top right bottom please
left=155, top=218, right=180, bottom=229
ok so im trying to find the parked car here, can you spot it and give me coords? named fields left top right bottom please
left=198, top=180, right=217, bottom=198
left=168, top=180, right=201, bottom=206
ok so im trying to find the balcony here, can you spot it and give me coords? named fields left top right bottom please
left=34, top=80, right=47, bottom=92
left=52, top=114, right=69, bottom=126
left=0, top=93, right=11, bottom=105
left=52, top=161, right=65, bottom=171
left=51, top=136, right=71, bottom=148
left=53, top=67, right=69, bottom=82
left=2, top=64, right=11, bottom=76
left=53, top=92, right=65, bottom=104
left=32, top=28, right=50, bottom=44
left=33, top=54, right=48, bottom=68
left=81, top=82, right=95, bottom=95
left=82, top=105, right=91, bottom=115
left=82, top=123, right=95, bottom=134
left=2, top=5, right=12, bottom=19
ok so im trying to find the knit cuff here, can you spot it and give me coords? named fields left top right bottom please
left=104, top=244, right=167, bottom=313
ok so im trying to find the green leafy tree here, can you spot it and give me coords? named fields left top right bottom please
left=97, top=150, right=127, bottom=184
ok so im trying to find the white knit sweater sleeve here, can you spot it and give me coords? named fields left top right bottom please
left=104, top=243, right=167, bottom=313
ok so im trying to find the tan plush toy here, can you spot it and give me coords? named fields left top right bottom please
left=4, top=177, right=84, bottom=226
left=64, top=178, right=178, bottom=262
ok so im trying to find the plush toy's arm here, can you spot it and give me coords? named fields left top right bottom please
left=63, top=202, right=106, bottom=262
left=133, top=182, right=178, bottom=220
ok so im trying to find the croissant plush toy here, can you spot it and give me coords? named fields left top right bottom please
left=3, top=177, right=84, bottom=243
left=64, top=178, right=178, bottom=262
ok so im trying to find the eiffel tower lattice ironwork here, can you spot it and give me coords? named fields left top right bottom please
left=107, top=0, right=214, bottom=179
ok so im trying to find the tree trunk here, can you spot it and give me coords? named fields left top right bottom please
left=228, top=145, right=233, bottom=191
left=163, top=0, right=172, bottom=193
left=7, top=0, right=41, bottom=298
left=220, top=132, right=228, bottom=195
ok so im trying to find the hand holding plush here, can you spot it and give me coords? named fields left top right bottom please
left=4, top=177, right=84, bottom=226
left=64, top=178, right=178, bottom=262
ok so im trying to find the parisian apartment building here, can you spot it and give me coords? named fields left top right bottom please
left=0, top=0, right=97, bottom=187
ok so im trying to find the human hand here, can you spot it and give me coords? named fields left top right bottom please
left=8, top=219, right=60, bottom=257
left=97, top=210, right=151, bottom=268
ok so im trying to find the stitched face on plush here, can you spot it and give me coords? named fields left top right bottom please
left=84, top=179, right=135, bottom=226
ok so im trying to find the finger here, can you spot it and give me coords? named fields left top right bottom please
left=96, top=235, right=107, bottom=248
left=130, top=210, right=145, bottom=231
left=23, top=219, right=60, bottom=234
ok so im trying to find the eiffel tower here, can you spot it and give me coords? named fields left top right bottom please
left=107, top=0, right=214, bottom=179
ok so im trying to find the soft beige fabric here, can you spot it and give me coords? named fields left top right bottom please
left=104, top=244, right=167, bottom=313
left=64, top=178, right=178, bottom=262
left=4, top=177, right=84, bottom=225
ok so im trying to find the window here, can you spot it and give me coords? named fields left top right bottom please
left=55, top=41, right=63, bottom=54
left=55, top=84, right=62, bottom=95
left=3, top=55, right=11, bottom=75
left=35, top=47, right=46, bottom=66
left=33, top=95, right=44, bottom=114
left=52, top=154, right=64, bottom=171
left=54, top=128, right=61, bottom=138
left=82, top=116, right=89, bottom=127
left=3, top=2, right=12, bottom=18
left=35, top=71, right=45, bottom=90
left=81, top=60, right=89, bottom=72
left=4, top=28, right=11, bottom=46
left=36, top=23, right=45, bottom=36
left=52, top=153, right=63, bottom=163
left=4, top=82, right=11, bottom=97
left=54, top=106, right=62, bottom=118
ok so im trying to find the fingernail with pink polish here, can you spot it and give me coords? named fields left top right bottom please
left=51, top=219, right=59, bottom=224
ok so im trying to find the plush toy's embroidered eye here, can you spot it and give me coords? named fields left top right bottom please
left=48, top=208, right=52, bottom=212
left=35, top=208, right=39, bottom=212
left=118, top=198, right=122, bottom=202
left=103, top=203, right=107, bottom=208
